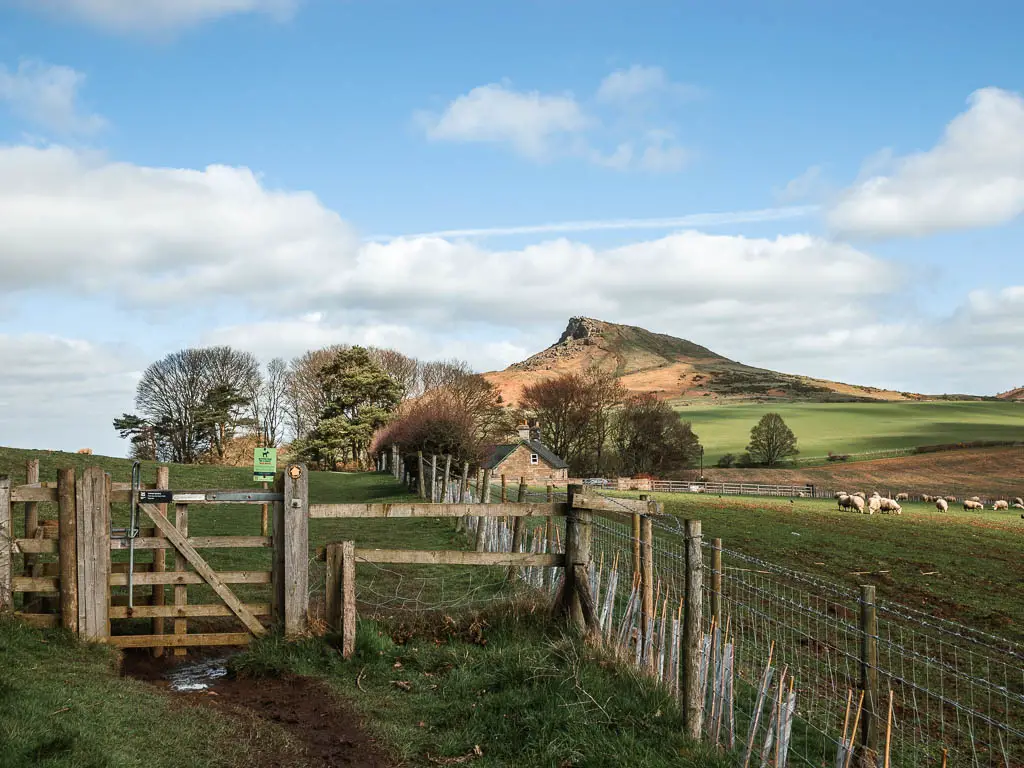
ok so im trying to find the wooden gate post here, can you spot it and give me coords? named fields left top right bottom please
left=280, top=464, right=309, bottom=638
left=860, top=585, right=879, bottom=767
left=22, top=460, right=39, bottom=609
left=560, top=485, right=597, bottom=632
left=682, top=518, right=703, bottom=739
left=0, top=477, right=11, bottom=613
left=57, top=469, right=78, bottom=633
left=151, top=466, right=170, bottom=655
left=326, top=541, right=356, bottom=658
left=76, top=468, right=110, bottom=641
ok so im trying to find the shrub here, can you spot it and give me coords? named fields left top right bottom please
left=716, top=453, right=736, bottom=468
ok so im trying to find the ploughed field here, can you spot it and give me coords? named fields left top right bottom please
left=673, top=400, right=1024, bottom=464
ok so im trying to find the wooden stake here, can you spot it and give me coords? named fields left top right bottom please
left=844, top=691, right=866, bottom=768
left=883, top=689, right=894, bottom=768
left=0, top=477, right=12, bottom=613
left=152, top=466, right=169, bottom=655
left=57, top=469, right=77, bottom=633
left=75, top=468, right=110, bottom=641
left=682, top=518, right=703, bottom=739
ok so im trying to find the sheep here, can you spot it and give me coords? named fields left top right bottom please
left=868, top=495, right=882, bottom=515
left=836, top=493, right=850, bottom=511
left=969, top=496, right=982, bottom=503
left=993, top=500, right=1009, bottom=511
left=944, top=496, right=957, bottom=503
left=77, top=448, right=93, bottom=455
left=936, top=498, right=949, bottom=513
left=1013, top=503, right=1024, bottom=510
left=921, top=494, right=934, bottom=503
left=1013, top=497, right=1023, bottom=506
left=849, top=495, right=866, bottom=514
left=834, top=491, right=847, bottom=499
left=895, top=492, right=909, bottom=502
left=853, top=491, right=866, bottom=500
left=963, top=500, right=984, bottom=511
left=879, top=498, right=902, bottom=515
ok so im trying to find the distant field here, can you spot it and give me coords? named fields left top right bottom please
left=673, top=400, right=1024, bottom=463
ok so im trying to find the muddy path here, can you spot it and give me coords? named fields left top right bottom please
left=122, top=651, right=394, bottom=768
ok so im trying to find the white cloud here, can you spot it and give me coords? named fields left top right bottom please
left=775, top=165, right=828, bottom=204
left=0, top=60, right=105, bottom=135
left=0, top=333, right=140, bottom=453
left=828, top=87, right=1024, bottom=238
left=418, top=82, right=590, bottom=159
left=418, top=70, right=691, bottom=172
left=596, top=65, right=698, bottom=104
left=25, top=0, right=299, bottom=33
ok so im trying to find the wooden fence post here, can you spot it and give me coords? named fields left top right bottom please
left=22, top=460, right=39, bottom=609
left=682, top=519, right=703, bottom=739
left=76, top=468, right=110, bottom=641
left=460, top=462, right=469, bottom=503
left=712, top=538, right=723, bottom=630
left=57, top=469, right=78, bottom=633
left=860, top=585, right=879, bottom=766
left=442, top=455, right=452, bottom=503
left=326, top=541, right=357, bottom=658
left=560, top=485, right=596, bottom=632
left=417, top=452, right=425, bottom=499
left=272, top=471, right=285, bottom=623
left=475, top=469, right=492, bottom=552
left=149, top=466, right=170, bottom=654
left=501, top=474, right=507, bottom=503
left=632, top=509, right=642, bottom=591
left=0, top=477, right=11, bottom=613
left=282, top=464, right=309, bottom=638
left=430, top=454, right=438, bottom=502
left=641, top=513, right=654, bottom=671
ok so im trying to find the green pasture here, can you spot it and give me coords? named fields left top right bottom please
left=672, top=400, right=1024, bottom=463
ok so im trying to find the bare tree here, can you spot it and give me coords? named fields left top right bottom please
left=286, top=345, right=349, bottom=439
left=248, top=358, right=289, bottom=446
left=368, top=347, right=421, bottom=399
left=420, top=359, right=473, bottom=393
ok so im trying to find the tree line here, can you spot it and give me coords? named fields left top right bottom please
left=114, top=343, right=798, bottom=474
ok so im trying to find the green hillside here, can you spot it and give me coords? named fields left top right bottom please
left=675, top=400, right=1024, bottom=464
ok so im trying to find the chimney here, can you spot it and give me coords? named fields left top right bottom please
left=516, top=423, right=531, bottom=441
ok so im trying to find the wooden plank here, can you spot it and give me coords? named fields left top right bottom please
left=11, top=487, right=58, bottom=503
left=309, top=502, right=567, bottom=519
left=572, top=492, right=658, bottom=516
left=341, top=541, right=356, bottom=659
left=139, top=503, right=266, bottom=638
left=13, top=576, right=59, bottom=593
left=152, top=465, right=169, bottom=655
left=271, top=472, right=284, bottom=624
left=282, top=465, right=308, bottom=638
left=57, top=468, right=78, bottom=633
left=111, top=536, right=272, bottom=550
left=110, top=603, right=271, bottom=619
left=106, top=632, right=252, bottom=649
left=110, top=571, right=271, bottom=586
left=0, top=477, right=10, bottom=612
left=173, top=502, right=188, bottom=656
left=15, top=612, right=59, bottom=628
left=14, top=539, right=58, bottom=554
left=325, top=543, right=343, bottom=632
left=76, top=468, right=110, bottom=641
left=356, top=549, right=565, bottom=567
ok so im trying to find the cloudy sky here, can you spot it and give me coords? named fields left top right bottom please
left=1, top=1, right=1023, bottom=455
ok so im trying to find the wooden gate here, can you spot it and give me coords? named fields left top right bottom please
left=1, top=463, right=311, bottom=651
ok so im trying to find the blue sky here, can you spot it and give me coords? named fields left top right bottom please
left=0, top=0, right=1022, bottom=454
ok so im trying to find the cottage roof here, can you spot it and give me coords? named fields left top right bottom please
left=482, top=439, right=569, bottom=470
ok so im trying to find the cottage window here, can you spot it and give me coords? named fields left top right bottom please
left=530, top=453, right=539, bottom=465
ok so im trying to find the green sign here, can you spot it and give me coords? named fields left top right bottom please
left=253, top=447, right=277, bottom=483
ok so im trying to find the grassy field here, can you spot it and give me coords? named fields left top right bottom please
left=644, top=492, right=1024, bottom=641
left=673, top=400, right=1024, bottom=463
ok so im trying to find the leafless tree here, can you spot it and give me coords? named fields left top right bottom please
left=368, top=347, right=422, bottom=399
left=421, top=358, right=473, bottom=393
left=248, top=358, right=289, bottom=446
left=286, top=345, right=349, bottom=439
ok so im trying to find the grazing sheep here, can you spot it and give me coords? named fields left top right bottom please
left=836, top=493, right=850, bottom=510
left=879, top=498, right=902, bottom=515
left=868, top=496, right=882, bottom=515
left=853, top=492, right=866, bottom=499
left=1013, top=503, right=1024, bottom=510
left=936, top=498, right=949, bottom=513
left=1013, top=497, right=1023, bottom=506
left=850, top=495, right=866, bottom=514
left=835, top=491, right=847, bottom=499
left=921, top=494, right=934, bottom=503
left=969, top=496, right=982, bottom=503
left=895, top=492, right=909, bottom=502
left=993, top=500, right=1009, bottom=511
left=944, top=496, right=957, bottom=503
left=963, top=500, right=984, bottom=511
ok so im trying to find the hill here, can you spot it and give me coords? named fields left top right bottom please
left=485, top=317, right=914, bottom=405
left=999, top=386, right=1024, bottom=401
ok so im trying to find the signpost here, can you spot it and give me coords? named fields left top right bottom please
left=253, top=447, right=277, bottom=483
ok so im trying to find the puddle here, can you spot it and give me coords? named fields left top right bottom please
left=165, top=656, right=230, bottom=692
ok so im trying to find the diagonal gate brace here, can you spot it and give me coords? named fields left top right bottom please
left=139, top=503, right=267, bottom=637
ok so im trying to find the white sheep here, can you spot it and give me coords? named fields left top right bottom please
left=836, top=493, right=850, bottom=511
left=1013, top=497, right=1023, bottom=506
left=944, top=496, right=957, bottom=503
left=963, top=500, right=984, bottom=511
left=936, top=498, right=949, bottom=513
left=853, top=491, right=866, bottom=499
left=969, top=496, right=982, bottom=503
left=1013, top=503, right=1024, bottom=510
left=922, top=494, right=934, bottom=503
left=868, top=496, right=882, bottom=515
left=993, top=500, right=1009, bottom=511
left=879, top=498, right=902, bottom=515
left=835, top=491, right=847, bottom=499
left=895, top=492, right=909, bottom=502
left=849, top=495, right=866, bottom=514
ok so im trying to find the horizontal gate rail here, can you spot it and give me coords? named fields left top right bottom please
left=107, top=633, right=254, bottom=649
left=309, top=501, right=567, bottom=519
left=109, top=603, right=271, bottom=619
left=354, top=549, right=566, bottom=567
left=110, top=535, right=272, bottom=550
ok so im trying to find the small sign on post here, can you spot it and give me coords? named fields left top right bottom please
left=253, top=447, right=277, bottom=483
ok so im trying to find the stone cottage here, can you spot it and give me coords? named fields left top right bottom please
left=482, top=425, right=569, bottom=483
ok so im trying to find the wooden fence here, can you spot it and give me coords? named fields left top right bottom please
left=651, top=479, right=815, bottom=497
